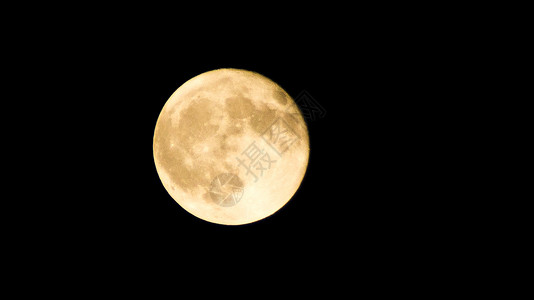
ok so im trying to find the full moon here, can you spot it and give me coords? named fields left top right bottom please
left=153, top=68, right=309, bottom=225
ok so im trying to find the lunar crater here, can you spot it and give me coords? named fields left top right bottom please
left=273, top=90, right=288, bottom=105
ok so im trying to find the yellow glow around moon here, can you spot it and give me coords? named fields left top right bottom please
left=153, top=68, right=309, bottom=225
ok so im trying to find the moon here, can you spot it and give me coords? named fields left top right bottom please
left=153, top=68, right=309, bottom=225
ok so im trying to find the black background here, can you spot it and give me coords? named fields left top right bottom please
left=7, top=4, right=502, bottom=295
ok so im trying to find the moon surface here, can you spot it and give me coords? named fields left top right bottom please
left=153, top=68, right=309, bottom=225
